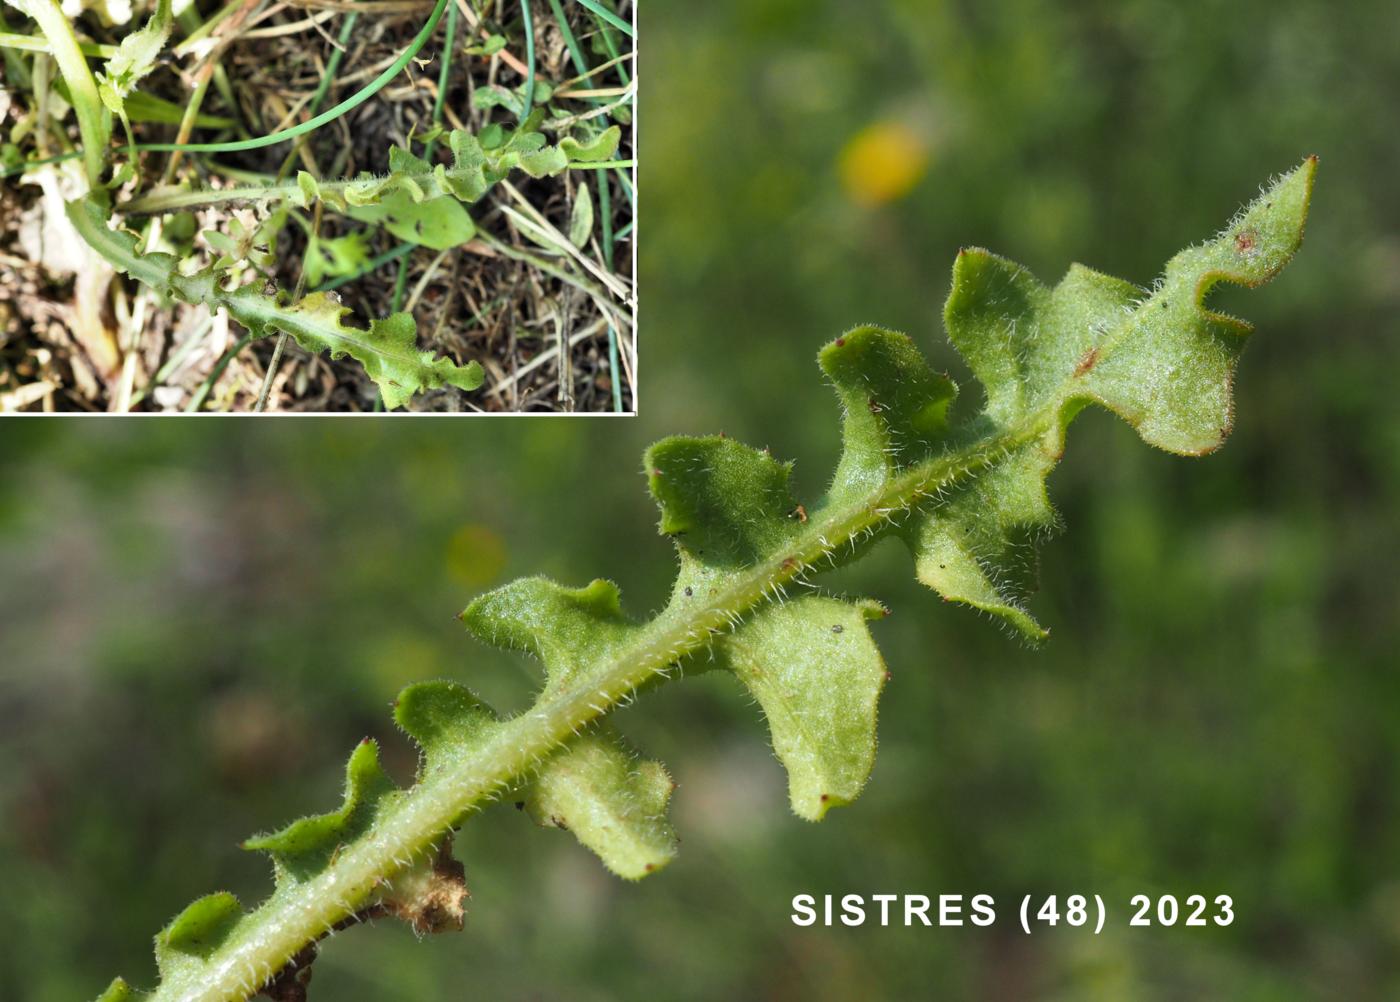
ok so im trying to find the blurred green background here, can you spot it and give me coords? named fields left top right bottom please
left=3, top=0, right=1399, bottom=998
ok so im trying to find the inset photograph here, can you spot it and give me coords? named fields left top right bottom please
left=0, top=0, right=635, bottom=412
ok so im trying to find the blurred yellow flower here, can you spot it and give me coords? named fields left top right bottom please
left=445, top=523, right=508, bottom=588
left=838, top=120, right=930, bottom=207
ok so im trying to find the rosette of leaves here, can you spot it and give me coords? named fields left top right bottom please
left=96, top=160, right=1314, bottom=1001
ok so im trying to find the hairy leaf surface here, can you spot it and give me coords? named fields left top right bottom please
left=711, top=595, right=890, bottom=819
left=524, top=729, right=678, bottom=879
left=99, top=161, right=1314, bottom=1002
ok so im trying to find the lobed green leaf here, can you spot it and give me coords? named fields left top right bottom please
left=65, top=194, right=484, bottom=408
left=710, top=595, right=890, bottom=819
left=242, top=740, right=399, bottom=881
left=524, top=728, right=678, bottom=879
left=97, top=0, right=173, bottom=123
left=98, top=161, right=1314, bottom=1002
left=119, top=121, right=624, bottom=245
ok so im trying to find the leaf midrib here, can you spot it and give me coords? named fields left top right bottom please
left=163, top=416, right=1034, bottom=1002
left=165, top=272, right=1165, bottom=999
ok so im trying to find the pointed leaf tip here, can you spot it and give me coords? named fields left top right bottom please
left=1072, top=158, right=1316, bottom=455
left=898, top=160, right=1318, bottom=634
left=935, top=159, right=1317, bottom=464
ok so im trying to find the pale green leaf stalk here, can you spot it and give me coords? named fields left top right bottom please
left=97, top=160, right=1315, bottom=1002
left=65, top=194, right=483, bottom=408
left=3, top=0, right=112, bottom=184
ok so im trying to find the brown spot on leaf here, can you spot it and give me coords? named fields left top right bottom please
left=1234, top=229, right=1257, bottom=254
left=1074, top=346, right=1099, bottom=377
left=834, top=337, right=846, bottom=347
left=791, top=504, right=808, bottom=523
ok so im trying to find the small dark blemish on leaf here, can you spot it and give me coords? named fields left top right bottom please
left=884, top=670, right=893, bottom=682
left=831, top=624, right=844, bottom=634
left=1073, top=347, right=1099, bottom=377
left=868, top=397, right=883, bottom=414
left=645, top=863, right=656, bottom=872
left=834, top=337, right=846, bottom=347
left=1234, top=229, right=1257, bottom=254
left=514, top=801, right=525, bottom=811
left=684, top=586, right=693, bottom=597
left=791, top=504, right=808, bottom=522
left=820, top=794, right=830, bottom=803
